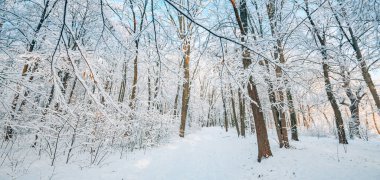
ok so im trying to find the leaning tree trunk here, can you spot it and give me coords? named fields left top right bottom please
left=330, top=4, right=380, bottom=115
left=305, top=0, right=348, bottom=144
left=371, top=102, right=380, bottom=134
left=350, top=30, right=380, bottom=115
left=322, top=62, right=348, bottom=144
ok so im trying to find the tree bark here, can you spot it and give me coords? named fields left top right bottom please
left=238, top=89, right=246, bottom=137
left=266, top=73, right=284, bottom=147
left=130, top=49, right=138, bottom=109
left=118, top=61, right=127, bottom=102
left=342, top=71, right=362, bottom=139
left=173, top=61, right=183, bottom=117
left=287, top=89, right=299, bottom=141
left=322, top=62, right=348, bottom=144
left=230, top=86, right=240, bottom=136
left=179, top=39, right=191, bottom=137
left=221, top=84, right=228, bottom=132
left=68, top=77, right=78, bottom=104
left=247, top=76, right=273, bottom=162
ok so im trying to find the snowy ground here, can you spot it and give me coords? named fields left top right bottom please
left=2, top=127, right=380, bottom=180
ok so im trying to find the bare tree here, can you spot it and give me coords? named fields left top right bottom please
left=230, top=0, right=272, bottom=161
left=304, top=0, right=348, bottom=144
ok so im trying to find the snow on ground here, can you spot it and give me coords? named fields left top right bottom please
left=3, top=127, right=380, bottom=180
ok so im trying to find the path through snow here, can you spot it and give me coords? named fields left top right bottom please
left=11, top=127, right=380, bottom=180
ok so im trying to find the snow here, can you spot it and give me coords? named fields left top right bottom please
left=2, top=127, right=380, bottom=180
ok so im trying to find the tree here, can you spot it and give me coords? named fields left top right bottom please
left=304, top=0, right=348, bottom=144
left=129, top=0, right=148, bottom=110
left=329, top=0, right=380, bottom=116
left=230, top=0, right=272, bottom=162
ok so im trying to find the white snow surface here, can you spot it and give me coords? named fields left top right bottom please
left=2, top=127, right=380, bottom=180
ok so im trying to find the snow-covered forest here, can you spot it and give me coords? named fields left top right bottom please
left=1, top=0, right=380, bottom=179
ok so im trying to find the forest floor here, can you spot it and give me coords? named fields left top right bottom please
left=3, top=127, right=380, bottom=180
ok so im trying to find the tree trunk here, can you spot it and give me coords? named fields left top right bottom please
left=173, top=84, right=180, bottom=117
left=230, top=86, right=240, bottom=136
left=307, top=105, right=313, bottom=129
left=348, top=100, right=361, bottom=139
left=173, top=61, right=183, bottom=117
left=287, top=89, right=299, bottom=141
left=322, top=62, right=348, bottom=144
left=130, top=41, right=139, bottom=109
left=68, top=77, right=78, bottom=104
left=221, top=85, right=228, bottom=132
left=238, top=89, right=246, bottom=137
left=118, top=61, right=127, bottom=102
left=266, top=76, right=284, bottom=147
left=275, top=74, right=289, bottom=148
left=148, top=74, right=152, bottom=110
left=247, top=76, right=273, bottom=162
left=274, top=88, right=289, bottom=147
left=101, top=79, right=110, bottom=105
left=350, top=30, right=380, bottom=115
left=179, top=39, right=191, bottom=137
left=342, top=72, right=362, bottom=139
left=373, top=109, right=380, bottom=134
left=368, top=102, right=380, bottom=135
